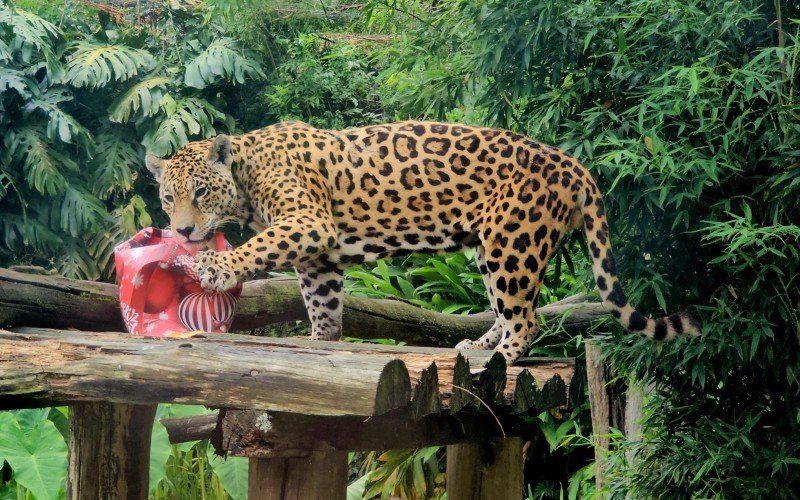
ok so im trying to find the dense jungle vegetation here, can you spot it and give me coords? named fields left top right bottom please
left=1, top=0, right=799, bottom=498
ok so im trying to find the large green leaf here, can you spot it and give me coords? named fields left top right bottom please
left=184, top=37, right=263, bottom=89
left=91, top=131, right=141, bottom=198
left=0, top=5, right=61, bottom=52
left=55, top=186, right=110, bottom=237
left=5, top=126, right=72, bottom=196
left=0, top=412, right=67, bottom=500
left=64, top=40, right=155, bottom=89
left=108, top=76, right=170, bottom=123
left=149, top=409, right=172, bottom=496
left=0, top=69, right=35, bottom=98
left=207, top=450, right=248, bottom=500
left=22, top=86, right=91, bottom=148
left=142, top=97, right=226, bottom=156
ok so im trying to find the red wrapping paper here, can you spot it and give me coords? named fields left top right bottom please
left=114, top=227, right=242, bottom=336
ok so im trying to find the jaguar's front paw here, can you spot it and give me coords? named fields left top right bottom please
left=455, top=339, right=478, bottom=350
left=194, top=250, right=241, bottom=291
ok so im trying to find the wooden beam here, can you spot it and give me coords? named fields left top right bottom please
left=248, top=447, right=348, bottom=500
left=0, top=328, right=575, bottom=417
left=0, top=328, right=415, bottom=416
left=217, top=409, right=512, bottom=456
left=67, top=403, right=156, bottom=500
left=0, top=268, right=605, bottom=347
left=161, top=413, right=218, bottom=443
left=446, top=437, right=524, bottom=500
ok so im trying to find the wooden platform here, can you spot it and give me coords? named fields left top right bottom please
left=0, top=267, right=595, bottom=499
left=0, top=327, right=582, bottom=499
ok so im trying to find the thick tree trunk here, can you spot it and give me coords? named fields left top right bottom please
left=0, top=268, right=605, bottom=347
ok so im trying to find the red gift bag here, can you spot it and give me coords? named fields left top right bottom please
left=114, top=227, right=242, bottom=337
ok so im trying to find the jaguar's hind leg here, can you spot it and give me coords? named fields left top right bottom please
left=457, top=246, right=503, bottom=350
left=297, top=263, right=344, bottom=341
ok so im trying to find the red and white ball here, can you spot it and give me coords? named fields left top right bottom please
left=178, top=291, right=237, bottom=332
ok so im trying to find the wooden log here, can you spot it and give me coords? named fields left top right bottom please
left=411, top=362, right=441, bottom=419
left=248, top=447, right=348, bottom=500
left=0, top=268, right=606, bottom=347
left=161, top=413, right=218, bottom=443
left=0, top=328, right=415, bottom=416
left=0, top=327, right=575, bottom=416
left=67, top=403, right=156, bottom=500
left=446, top=437, right=524, bottom=500
left=217, top=409, right=510, bottom=456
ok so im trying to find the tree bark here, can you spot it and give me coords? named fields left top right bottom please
left=446, top=437, right=524, bottom=500
left=0, top=268, right=605, bottom=347
left=67, top=403, right=156, bottom=500
left=1, top=327, right=575, bottom=416
left=248, top=447, right=348, bottom=500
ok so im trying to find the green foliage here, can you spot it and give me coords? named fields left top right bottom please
left=0, top=409, right=67, bottom=500
left=362, top=0, right=800, bottom=496
left=0, top=3, right=263, bottom=278
left=262, top=34, right=384, bottom=128
left=359, top=447, right=445, bottom=499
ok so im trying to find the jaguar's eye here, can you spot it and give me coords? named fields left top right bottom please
left=164, top=194, right=174, bottom=203
left=194, top=186, right=207, bottom=199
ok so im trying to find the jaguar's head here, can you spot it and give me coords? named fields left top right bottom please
left=145, top=135, right=239, bottom=243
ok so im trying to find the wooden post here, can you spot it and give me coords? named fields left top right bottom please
left=248, top=446, right=348, bottom=500
left=67, top=403, right=157, bottom=500
left=585, top=341, right=610, bottom=493
left=446, top=437, right=523, bottom=500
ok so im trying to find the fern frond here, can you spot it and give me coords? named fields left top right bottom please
left=142, top=97, right=226, bottom=156
left=184, top=37, right=263, bottom=89
left=23, top=86, right=92, bottom=147
left=5, top=126, right=73, bottom=196
left=91, top=131, right=142, bottom=198
left=108, top=76, right=170, bottom=123
left=64, top=40, right=155, bottom=89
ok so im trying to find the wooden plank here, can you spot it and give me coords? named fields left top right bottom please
left=446, top=437, right=524, bottom=500
left=67, top=403, right=156, bottom=500
left=248, top=447, right=347, bottom=500
left=0, top=328, right=413, bottom=416
left=0, top=268, right=605, bottom=347
left=0, top=328, right=574, bottom=416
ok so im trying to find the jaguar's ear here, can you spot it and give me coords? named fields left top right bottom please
left=207, top=134, right=232, bottom=169
left=145, top=154, right=165, bottom=183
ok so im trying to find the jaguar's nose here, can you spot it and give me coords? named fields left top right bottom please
left=176, top=226, right=193, bottom=238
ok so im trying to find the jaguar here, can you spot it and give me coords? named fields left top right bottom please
left=145, top=120, right=700, bottom=362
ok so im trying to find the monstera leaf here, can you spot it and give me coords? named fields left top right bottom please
left=108, top=76, right=170, bottom=123
left=0, top=5, right=60, bottom=52
left=142, top=97, right=226, bottom=156
left=5, top=126, right=72, bottom=196
left=91, top=131, right=142, bottom=197
left=184, top=37, right=263, bottom=89
left=22, top=86, right=92, bottom=148
left=64, top=40, right=155, bottom=89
